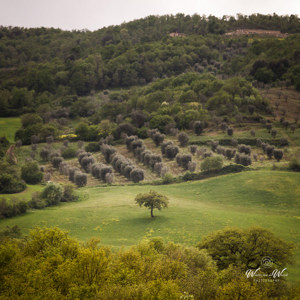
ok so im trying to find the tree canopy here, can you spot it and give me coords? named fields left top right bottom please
left=135, top=190, right=169, bottom=217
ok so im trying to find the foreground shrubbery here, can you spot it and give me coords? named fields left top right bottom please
left=0, top=226, right=297, bottom=299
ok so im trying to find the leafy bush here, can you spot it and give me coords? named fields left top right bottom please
left=176, top=154, right=192, bottom=170
left=0, top=198, right=27, bottom=219
left=0, top=174, right=26, bottom=194
left=288, top=158, right=300, bottom=171
left=21, top=162, right=43, bottom=184
left=62, top=184, right=78, bottom=202
left=130, top=169, right=144, bottom=183
left=273, top=149, right=283, bottom=162
left=61, top=147, right=77, bottom=159
left=68, top=167, right=80, bottom=182
left=85, top=142, right=100, bottom=153
left=41, top=182, right=64, bottom=206
left=165, top=144, right=179, bottom=159
left=74, top=171, right=87, bottom=187
left=235, top=154, right=252, bottom=166
left=152, top=132, right=165, bottom=146
left=40, top=148, right=51, bottom=161
left=105, top=173, right=114, bottom=184
left=266, top=145, right=275, bottom=159
left=51, top=156, right=64, bottom=169
left=201, top=156, right=223, bottom=172
left=178, top=132, right=189, bottom=147
left=189, top=145, right=197, bottom=155
left=194, top=121, right=204, bottom=135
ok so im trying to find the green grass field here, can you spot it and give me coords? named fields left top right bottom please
left=0, top=117, right=21, bottom=142
left=1, top=170, right=299, bottom=281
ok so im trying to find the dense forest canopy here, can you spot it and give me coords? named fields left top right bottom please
left=0, top=13, right=299, bottom=143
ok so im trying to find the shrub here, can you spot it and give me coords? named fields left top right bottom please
left=288, top=158, right=300, bottom=171
left=216, top=146, right=225, bottom=156
left=271, top=129, right=277, bottom=138
left=100, top=166, right=113, bottom=181
left=74, top=171, right=87, bottom=187
left=77, top=151, right=89, bottom=164
left=238, top=144, right=251, bottom=155
left=125, top=135, right=138, bottom=149
left=256, top=139, right=262, bottom=148
left=51, top=156, right=64, bottom=169
left=177, top=154, right=192, bottom=170
left=62, top=184, right=78, bottom=202
left=29, top=193, right=46, bottom=209
left=41, top=182, right=63, bottom=206
left=153, top=132, right=165, bottom=146
left=235, top=154, right=252, bottom=166
left=194, top=121, right=204, bottom=135
left=91, top=163, right=102, bottom=179
left=162, top=173, right=174, bottom=184
left=21, top=162, right=43, bottom=184
left=101, top=144, right=116, bottom=163
left=0, top=198, right=27, bottom=218
left=81, top=156, right=95, bottom=172
left=149, top=154, right=162, bottom=169
left=273, top=149, right=283, bottom=162
left=203, top=151, right=213, bottom=158
left=178, top=132, right=189, bottom=147
left=225, top=148, right=236, bottom=160
left=115, top=123, right=136, bottom=139
left=58, top=161, right=69, bottom=176
left=227, top=128, right=234, bottom=136
left=231, top=139, right=238, bottom=147
left=201, top=156, right=223, bottom=172
left=130, top=169, right=144, bottom=183
left=105, top=173, right=114, bottom=184
left=189, top=145, right=197, bottom=155
left=210, top=140, right=219, bottom=152
left=161, top=141, right=173, bottom=155
left=165, top=144, right=179, bottom=159
left=85, top=142, right=100, bottom=153
left=266, top=145, right=275, bottom=159
left=61, top=147, right=77, bottom=159
left=131, top=139, right=144, bottom=152
left=124, top=165, right=134, bottom=179
left=40, top=148, right=51, bottom=161
left=68, top=167, right=80, bottom=182
left=0, top=173, right=26, bottom=194
left=188, top=161, right=197, bottom=172
left=154, top=162, right=163, bottom=176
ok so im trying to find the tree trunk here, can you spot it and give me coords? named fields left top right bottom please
left=151, top=207, right=154, bottom=218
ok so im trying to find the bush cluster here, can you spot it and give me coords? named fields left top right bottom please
left=238, top=144, right=251, bottom=155
left=260, top=142, right=283, bottom=161
left=235, top=153, right=252, bottom=166
left=90, top=163, right=114, bottom=183
left=0, top=198, right=27, bottom=219
left=21, top=162, right=43, bottom=184
left=176, top=154, right=192, bottom=170
left=29, top=182, right=78, bottom=209
left=148, top=129, right=165, bottom=146
left=161, top=141, right=179, bottom=159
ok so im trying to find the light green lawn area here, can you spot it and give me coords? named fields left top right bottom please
left=0, top=117, right=21, bottom=143
left=1, top=185, right=44, bottom=204
left=0, top=170, right=299, bottom=281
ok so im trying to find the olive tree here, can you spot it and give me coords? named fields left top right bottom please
left=135, top=190, right=169, bottom=218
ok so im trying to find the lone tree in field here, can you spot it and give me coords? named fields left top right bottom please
left=135, top=190, right=169, bottom=218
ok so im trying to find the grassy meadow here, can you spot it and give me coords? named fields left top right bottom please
left=0, top=117, right=21, bottom=143
left=1, top=170, right=299, bottom=281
